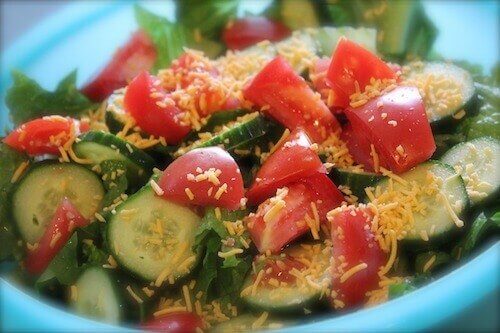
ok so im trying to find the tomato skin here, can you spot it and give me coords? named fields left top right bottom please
left=310, top=57, right=348, bottom=114
left=246, top=173, right=344, bottom=253
left=124, top=71, right=190, bottom=143
left=223, top=17, right=291, bottom=50
left=345, top=86, right=436, bottom=173
left=3, top=116, right=89, bottom=156
left=82, top=30, right=157, bottom=102
left=244, top=56, right=340, bottom=143
left=246, top=128, right=325, bottom=205
left=326, top=38, right=397, bottom=109
left=141, top=312, right=204, bottom=333
left=330, top=207, right=386, bottom=308
left=158, top=147, right=245, bottom=210
left=340, top=124, right=388, bottom=172
left=24, top=198, right=87, bottom=275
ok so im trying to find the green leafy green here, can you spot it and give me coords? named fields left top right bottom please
left=81, top=241, right=109, bottom=267
left=414, top=251, right=451, bottom=274
left=6, top=70, right=94, bottom=126
left=458, top=84, right=500, bottom=140
left=36, top=233, right=81, bottom=287
left=135, top=5, right=189, bottom=71
left=135, top=5, right=224, bottom=70
left=0, top=143, right=28, bottom=261
left=175, top=0, right=240, bottom=40
left=193, top=207, right=252, bottom=303
left=388, top=275, right=431, bottom=299
left=453, top=211, right=500, bottom=259
left=99, top=160, right=129, bottom=210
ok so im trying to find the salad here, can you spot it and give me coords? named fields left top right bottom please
left=1, top=1, right=499, bottom=332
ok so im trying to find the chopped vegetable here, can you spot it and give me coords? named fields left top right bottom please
left=6, top=70, right=94, bottom=126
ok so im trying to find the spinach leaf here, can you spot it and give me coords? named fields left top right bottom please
left=99, top=160, right=129, bottom=210
left=134, top=5, right=224, bottom=70
left=81, top=241, right=109, bottom=267
left=6, top=70, right=94, bottom=126
left=36, top=233, right=81, bottom=287
left=193, top=207, right=252, bottom=302
left=135, top=5, right=189, bottom=71
left=175, top=0, right=240, bottom=40
left=414, top=251, right=451, bottom=274
left=0, top=143, right=28, bottom=261
left=458, top=83, right=500, bottom=140
left=388, top=275, right=431, bottom=299
left=453, top=211, right=500, bottom=259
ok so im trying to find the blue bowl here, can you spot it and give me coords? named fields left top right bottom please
left=1, top=1, right=499, bottom=331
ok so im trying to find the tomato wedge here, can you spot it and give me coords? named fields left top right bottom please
left=310, top=57, right=347, bottom=114
left=326, top=38, right=397, bottom=109
left=158, top=147, right=245, bottom=210
left=244, top=56, right=340, bottom=143
left=223, top=17, right=291, bottom=50
left=141, top=312, right=204, bottom=333
left=3, top=116, right=89, bottom=156
left=344, top=86, right=436, bottom=173
left=329, top=206, right=385, bottom=308
left=82, top=30, right=157, bottom=102
left=246, top=128, right=325, bottom=205
left=124, top=71, right=190, bottom=143
left=24, top=198, right=88, bottom=275
left=246, top=173, right=344, bottom=253
left=167, top=52, right=241, bottom=117
left=340, top=124, right=388, bottom=172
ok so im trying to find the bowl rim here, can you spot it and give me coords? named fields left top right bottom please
left=1, top=1, right=499, bottom=331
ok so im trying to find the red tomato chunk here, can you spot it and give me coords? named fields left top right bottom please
left=25, top=198, right=88, bottom=275
left=345, top=86, right=436, bottom=173
left=246, top=173, right=344, bottom=253
left=330, top=206, right=386, bottom=308
left=158, top=147, right=245, bottom=210
left=3, top=116, right=89, bottom=156
left=223, top=17, right=291, bottom=51
left=326, top=38, right=397, bottom=109
left=82, top=30, right=157, bottom=102
left=246, top=128, right=325, bottom=206
left=124, top=71, right=190, bottom=144
left=244, top=56, right=340, bottom=143
left=141, top=312, right=204, bottom=333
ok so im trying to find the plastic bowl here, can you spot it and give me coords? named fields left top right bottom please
left=1, top=1, right=499, bottom=331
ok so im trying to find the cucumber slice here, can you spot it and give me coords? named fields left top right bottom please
left=375, top=1, right=421, bottom=57
left=315, top=26, right=377, bottom=57
left=184, top=109, right=248, bottom=143
left=240, top=242, right=331, bottom=313
left=212, top=314, right=291, bottom=332
left=107, top=184, right=200, bottom=283
left=329, top=168, right=386, bottom=201
left=73, top=131, right=155, bottom=185
left=175, top=112, right=284, bottom=157
left=375, top=161, right=468, bottom=244
left=280, top=0, right=320, bottom=30
left=11, top=163, right=104, bottom=244
left=402, top=62, right=476, bottom=125
left=441, top=137, right=500, bottom=206
left=71, top=267, right=122, bottom=324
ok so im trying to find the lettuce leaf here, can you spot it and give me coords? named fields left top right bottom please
left=175, top=0, right=240, bottom=40
left=193, top=207, right=252, bottom=303
left=6, top=70, right=94, bottom=126
left=135, top=5, right=189, bottom=71
left=134, top=5, right=224, bottom=71
left=35, top=233, right=81, bottom=287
